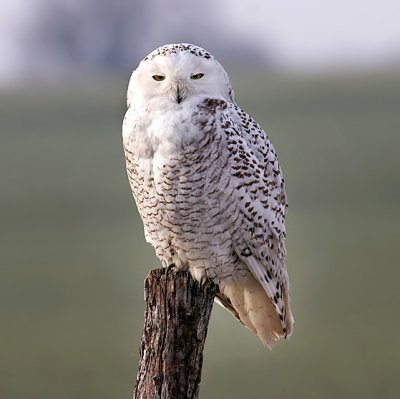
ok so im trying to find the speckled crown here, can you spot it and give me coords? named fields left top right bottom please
left=143, top=43, right=213, bottom=62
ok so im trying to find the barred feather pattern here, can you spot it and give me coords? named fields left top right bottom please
left=123, top=44, right=294, bottom=347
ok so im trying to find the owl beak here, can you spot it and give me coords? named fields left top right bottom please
left=175, top=80, right=185, bottom=104
left=176, top=88, right=183, bottom=104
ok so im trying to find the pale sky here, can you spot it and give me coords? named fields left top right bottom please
left=221, top=0, right=400, bottom=68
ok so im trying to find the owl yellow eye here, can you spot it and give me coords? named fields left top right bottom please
left=191, top=73, right=204, bottom=80
left=152, top=75, right=165, bottom=81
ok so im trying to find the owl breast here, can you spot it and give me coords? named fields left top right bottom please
left=124, top=101, right=243, bottom=282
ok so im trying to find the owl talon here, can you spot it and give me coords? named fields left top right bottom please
left=165, top=263, right=176, bottom=275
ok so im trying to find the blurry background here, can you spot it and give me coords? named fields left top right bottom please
left=1, top=1, right=400, bottom=398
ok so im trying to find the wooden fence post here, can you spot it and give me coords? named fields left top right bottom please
left=134, top=268, right=217, bottom=399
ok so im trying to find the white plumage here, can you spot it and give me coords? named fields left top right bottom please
left=123, top=43, right=294, bottom=347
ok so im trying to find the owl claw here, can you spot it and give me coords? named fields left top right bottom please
left=165, top=263, right=176, bottom=275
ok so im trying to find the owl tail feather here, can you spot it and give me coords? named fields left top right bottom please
left=218, top=272, right=284, bottom=348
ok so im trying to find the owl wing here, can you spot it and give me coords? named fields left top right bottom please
left=219, top=102, right=293, bottom=335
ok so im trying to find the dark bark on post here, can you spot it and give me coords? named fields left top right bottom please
left=134, top=268, right=217, bottom=399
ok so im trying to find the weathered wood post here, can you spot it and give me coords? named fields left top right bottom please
left=134, top=268, right=217, bottom=399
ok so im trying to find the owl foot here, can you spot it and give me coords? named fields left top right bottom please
left=165, top=263, right=176, bottom=276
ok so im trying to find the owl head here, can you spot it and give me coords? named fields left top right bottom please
left=127, top=43, right=234, bottom=109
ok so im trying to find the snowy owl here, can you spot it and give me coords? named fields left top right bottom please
left=123, top=43, right=294, bottom=347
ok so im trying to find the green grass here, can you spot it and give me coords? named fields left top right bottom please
left=1, top=69, right=399, bottom=398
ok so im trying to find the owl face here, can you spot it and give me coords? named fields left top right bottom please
left=127, top=44, right=233, bottom=108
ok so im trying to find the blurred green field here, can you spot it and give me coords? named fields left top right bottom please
left=1, top=69, right=399, bottom=399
